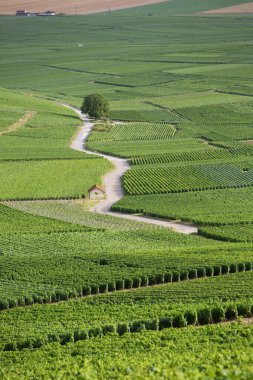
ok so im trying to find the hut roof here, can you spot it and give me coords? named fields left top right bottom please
left=88, top=184, right=106, bottom=193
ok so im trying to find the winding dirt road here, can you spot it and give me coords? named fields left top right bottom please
left=69, top=105, right=198, bottom=235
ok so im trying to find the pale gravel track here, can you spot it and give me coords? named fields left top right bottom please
left=68, top=104, right=198, bottom=235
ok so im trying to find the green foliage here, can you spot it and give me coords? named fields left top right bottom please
left=2, top=322, right=253, bottom=379
left=225, top=304, right=238, bottom=321
left=0, top=204, right=91, bottom=235
left=0, top=159, right=111, bottom=200
left=87, top=137, right=211, bottom=158
left=199, top=224, right=253, bottom=242
left=0, top=1, right=253, bottom=377
left=0, top=88, right=86, bottom=161
left=237, top=304, right=252, bottom=318
left=184, top=310, right=198, bottom=325
left=81, top=94, right=109, bottom=119
left=123, top=160, right=253, bottom=196
left=172, top=314, right=187, bottom=328
left=6, top=199, right=157, bottom=231
left=89, top=122, right=176, bottom=142
left=211, top=306, right=225, bottom=323
left=197, top=308, right=212, bottom=325
left=113, top=187, right=253, bottom=226
left=131, top=146, right=253, bottom=166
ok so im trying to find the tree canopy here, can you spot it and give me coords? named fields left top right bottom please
left=81, top=94, right=109, bottom=119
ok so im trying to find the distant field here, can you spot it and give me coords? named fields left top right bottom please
left=0, top=0, right=169, bottom=15
left=203, top=2, right=253, bottom=14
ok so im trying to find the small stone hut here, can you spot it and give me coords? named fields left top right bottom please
left=88, top=185, right=106, bottom=200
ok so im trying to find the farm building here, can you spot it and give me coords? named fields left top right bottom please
left=37, top=11, right=56, bottom=16
left=88, top=185, right=106, bottom=200
left=16, top=10, right=30, bottom=16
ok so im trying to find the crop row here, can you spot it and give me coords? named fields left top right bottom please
left=123, top=162, right=253, bottom=195
left=0, top=88, right=85, bottom=161
left=0, top=270, right=251, bottom=350
left=109, top=109, right=180, bottom=123
left=1, top=261, right=252, bottom=311
left=199, top=224, right=253, bottom=242
left=0, top=229, right=252, bottom=303
left=176, top=102, right=253, bottom=127
left=0, top=204, right=93, bottom=235
left=131, top=145, right=253, bottom=166
left=4, top=200, right=155, bottom=231
left=89, top=122, right=176, bottom=142
left=0, top=158, right=112, bottom=201
left=3, top=300, right=253, bottom=352
left=113, top=187, right=253, bottom=227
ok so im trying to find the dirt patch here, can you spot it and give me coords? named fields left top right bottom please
left=202, top=2, right=253, bottom=14
left=242, top=317, right=253, bottom=325
left=0, top=111, right=37, bottom=136
left=0, top=0, right=169, bottom=15
left=243, top=140, right=253, bottom=144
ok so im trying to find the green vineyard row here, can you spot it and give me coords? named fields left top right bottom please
left=123, top=162, right=253, bottom=195
left=3, top=300, right=252, bottom=352
left=1, top=261, right=252, bottom=312
left=131, top=145, right=253, bottom=166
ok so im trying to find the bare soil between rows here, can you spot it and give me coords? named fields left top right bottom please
left=0, top=0, right=169, bottom=15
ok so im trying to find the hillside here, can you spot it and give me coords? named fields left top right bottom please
left=0, top=0, right=253, bottom=378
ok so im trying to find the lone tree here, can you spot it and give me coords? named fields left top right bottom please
left=81, top=94, right=109, bottom=119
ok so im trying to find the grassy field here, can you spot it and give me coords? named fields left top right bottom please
left=0, top=0, right=253, bottom=377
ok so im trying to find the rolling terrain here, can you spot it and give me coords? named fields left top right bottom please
left=0, top=0, right=253, bottom=378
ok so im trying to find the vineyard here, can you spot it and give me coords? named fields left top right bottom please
left=1, top=0, right=253, bottom=378
left=131, top=145, right=253, bottom=165
left=0, top=323, right=253, bottom=379
left=89, top=122, right=176, bottom=141
left=123, top=160, right=253, bottom=195
left=4, top=200, right=158, bottom=231
left=109, top=109, right=182, bottom=123
left=0, top=271, right=252, bottom=348
left=113, top=187, right=253, bottom=226
left=0, top=88, right=88, bottom=160
left=87, top=137, right=213, bottom=158
left=199, top=225, right=253, bottom=242
left=0, top=204, right=92, bottom=235
left=0, top=158, right=112, bottom=200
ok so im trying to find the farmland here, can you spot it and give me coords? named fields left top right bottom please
left=0, top=0, right=169, bottom=15
left=113, top=187, right=253, bottom=225
left=123, top=160, right=253, bottom=195
left=0, top=323, right=253, bottom=379
left=0, top=0, right=253, bottom=378
left=0, top=159, right=111, bottom=200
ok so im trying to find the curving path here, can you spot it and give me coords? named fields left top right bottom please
left=68, top=104, right=198, bottom=235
